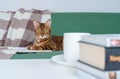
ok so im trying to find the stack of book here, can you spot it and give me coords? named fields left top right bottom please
left=78, top=34, right=120, bottom=79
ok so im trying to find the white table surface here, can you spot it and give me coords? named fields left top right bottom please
left=0, top=59, right=79, bottom=79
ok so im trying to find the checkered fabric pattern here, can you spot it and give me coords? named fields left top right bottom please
left=5, top=8, right=52, bottom=47
left=0, top=11, right=15, bottom=46
left=4, top=8, right=25, bottom=46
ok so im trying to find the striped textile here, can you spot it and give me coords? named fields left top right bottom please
left=0, top=11, right=15, bottom=46
left=5, top=8, right=25, bottom=46
left=5, top=8, right=52, bottom=47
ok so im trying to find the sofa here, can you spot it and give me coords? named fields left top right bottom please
left=1, top=9, right=120, bottom=59
left=12, top=12, right=120, bottom=59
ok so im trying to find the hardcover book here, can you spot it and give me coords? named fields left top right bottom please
left=81, top=34, right=120, bottom=47
left=79, top=42, right=120, bottom=71
left=77, top=61, right=118, bottom=79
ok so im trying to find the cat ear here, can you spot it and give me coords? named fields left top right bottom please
left=45, top=19, right=51, bottom=28
left=33, top=21, right=40, bottom=30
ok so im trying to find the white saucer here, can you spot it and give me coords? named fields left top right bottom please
left=51, top=54, right=77, bottom=67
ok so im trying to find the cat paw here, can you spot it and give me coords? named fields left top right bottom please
left=27, top=46, right=43, bottom=50
left=35, top=46, right=43, bottom=50
left=27, top=46, right=34, bottom=50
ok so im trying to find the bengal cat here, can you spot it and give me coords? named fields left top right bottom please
left=27, top=19, right=63, bottom=51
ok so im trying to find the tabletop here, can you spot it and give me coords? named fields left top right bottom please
left=0, top=59, right=79, bottom=79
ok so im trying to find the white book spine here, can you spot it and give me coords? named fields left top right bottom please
left=107, top=39, right=111, bottom=47
left=81, top=36, right=109, bottom=46
left=81, top=35, right=120, bottom=47
left=76, top=62, right=118, bottom=79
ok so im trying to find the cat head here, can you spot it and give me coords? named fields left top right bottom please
left=33, top=19, right=51, bottom=40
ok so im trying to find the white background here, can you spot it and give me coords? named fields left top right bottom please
left=0, top=0, right=120, bottom=12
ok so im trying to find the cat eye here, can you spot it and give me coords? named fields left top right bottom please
left=36, top=29, right=41, bottom=34
left=44, top=29, right=48, bottom=32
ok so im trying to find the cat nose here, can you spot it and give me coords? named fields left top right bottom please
left=41, top=35, right=44, bottom=38
left=43, top=36, right=46, bottom=38
left=40, top=36, right=45, bottom=39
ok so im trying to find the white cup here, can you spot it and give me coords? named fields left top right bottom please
left=63, top=32, right=90, bottom=63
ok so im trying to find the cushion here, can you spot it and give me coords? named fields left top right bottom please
left=0, top=11, right=15, bottom=46
left=4, top=8, right=25, bottom=46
